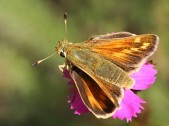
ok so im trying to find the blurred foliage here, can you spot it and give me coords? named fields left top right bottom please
left=0, top=0, right=169, bottom=126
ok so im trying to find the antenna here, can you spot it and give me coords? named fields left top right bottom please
left=64, top=13, right=68, bottom=40
left=32, top=13, right=68, bottom=67
left=32, top=52, right=56, bottom=67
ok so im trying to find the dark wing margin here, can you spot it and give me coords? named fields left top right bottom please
left=89, top=32, right=135, bottom=40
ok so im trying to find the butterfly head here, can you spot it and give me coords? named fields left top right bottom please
left=55, top=40, right=71, bottom=58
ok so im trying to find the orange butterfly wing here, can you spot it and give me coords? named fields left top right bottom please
left=86, top=34, right=159, bottom=73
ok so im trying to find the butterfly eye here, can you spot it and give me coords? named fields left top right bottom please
left=60, top=51, right=66, bottom=58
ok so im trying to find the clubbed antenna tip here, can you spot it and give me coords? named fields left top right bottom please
left=32, top=52, right=56, bottom=67
left=32, top=61, right=39, bottom=67
left=63, top=13, right=68, bottom=40
left=64, top=13, right=67, bottom=20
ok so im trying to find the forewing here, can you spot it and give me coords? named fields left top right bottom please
left=71, top=66, right=123, bottom=119
left=67, top=48, right=134, bottom=89
left=87, top=34, right=159, bottom=73
left=89, top=32, right=135, bottom=40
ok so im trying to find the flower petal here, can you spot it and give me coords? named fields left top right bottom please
left=113, top=90, right=145, bottom=122
left=131, top=63, right=157, bottom=90
left=68, top=86, right=89, bottom=115
left=63, top=68, right=74, bottom=85
left=62, top=61, right=157, bottom=121
left=63, top=68, right=89, bottom=115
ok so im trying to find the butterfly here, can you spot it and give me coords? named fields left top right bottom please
left=56, top=31, right=159, bottom=119
left=33, top=14, right=159, bottom=119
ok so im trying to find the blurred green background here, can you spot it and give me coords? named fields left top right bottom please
left=0, top=0, right=169, bottom=126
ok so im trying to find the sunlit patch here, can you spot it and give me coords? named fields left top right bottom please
left=129, top=48, right=139, bottom=52
left=134, top=37, right=141, bottom=42
left=141, top=43, right=150, bottom=49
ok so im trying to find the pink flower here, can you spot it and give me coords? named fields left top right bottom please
left=63, top=61, right=157, bottom=122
